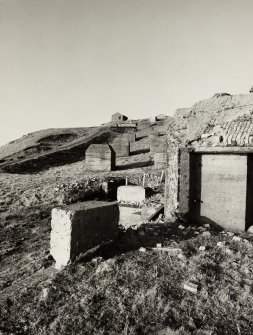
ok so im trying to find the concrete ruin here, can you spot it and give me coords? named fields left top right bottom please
left=50, top=201, right=119, bottom=268
left=165, top=114, right=253, bottom=231
left=85, top=144, right=115, bottom=171
left=111, top=112, right=128, bottom=122
left=111, top=137, right=130, bottom=158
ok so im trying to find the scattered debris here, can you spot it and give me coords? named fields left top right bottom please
left=178, top=225, right=185, bottom=230
left=247, top=226, right=253, bottom=234
left=152, top=247, right=182, bottom=255
left=156, top=243, right=162, bottom=248
left=232, top=236, right=242, bottom=242
left=227, top=232, right=234, bottom=237
left=183, top=282, right=198, bottom=294
left=225, top=248, right=233, bottom=255
left=202, top=231, right=211, bottom=237
left=139, top=247, right=146, bottom=253
left=199, top=246, right=206, bottom=251
left=91, top=257, right=103, bottom=265
left=217, top=241, right=225, bottom=247
left=203, top=223, right=210, bottom=228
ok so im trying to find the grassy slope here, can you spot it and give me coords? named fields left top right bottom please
left=0, top=164, right=252, bottom=335
left=1, top=222, right=253, bottom=335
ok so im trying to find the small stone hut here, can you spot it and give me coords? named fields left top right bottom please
left=111, top=112, right=128, bottom=122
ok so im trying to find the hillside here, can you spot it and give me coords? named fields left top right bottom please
left=2, top=93, right=253, bottom=174
left=0, top=117, right=171, bottom=173
left=2, top=93, right=253, bottom=334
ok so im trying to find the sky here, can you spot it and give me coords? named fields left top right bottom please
left=0, top=0, right=253, bottom=146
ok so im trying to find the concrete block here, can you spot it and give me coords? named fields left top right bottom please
left=85, top=144, right=114, bottom=171
left=50, top=201, right=119, bottom=268
left=119, top=205, right=142, bottom=227
left=117, top=186, right=146, bottom=203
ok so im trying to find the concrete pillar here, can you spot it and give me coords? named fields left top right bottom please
left=178, top=149, right=191, bottom=218
left=164, top=138, right=179, bottom=221
left=50, top=201, right=119, bottom=268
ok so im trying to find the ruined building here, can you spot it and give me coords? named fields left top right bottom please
left=165, top=93, right=253, bottom=232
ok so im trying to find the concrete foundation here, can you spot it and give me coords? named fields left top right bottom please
left=117, top=186, right=146, bottom=203
left=50, top=201, right=119, bottom=268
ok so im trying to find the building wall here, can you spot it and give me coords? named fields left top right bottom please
left=111, top=138, right=130, bottom=158
left=198, top=154, right=247, bottom=230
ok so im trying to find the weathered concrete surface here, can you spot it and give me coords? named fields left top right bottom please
left=178, top=149, right=190, bottom=218
left=119, top=206, right=142, bottom=227
left=117, top=186, right=146, bottom=203
left=111, top=138, right=129, bottom=158
left=164, top=137, right=179, bottom=221
left=50, top=201, right=119, bottom=268
left=150, top=135, right=167, bottom=154
left=130, top=139, right=150, bottom=154
left=85, top=144, right=114, bottom=171
left=199, top=154, right=247, bottom=231
left=141, top=205, right=158, bottom=221
left=154, top=152, right=167, bottom=169
left=116, top=153, right=153, bottom=169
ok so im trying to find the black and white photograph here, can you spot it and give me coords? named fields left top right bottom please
left=1, top=0, right=253, bottom=334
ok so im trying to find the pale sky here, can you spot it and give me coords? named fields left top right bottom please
left=0, top=0, right=253, bottom=146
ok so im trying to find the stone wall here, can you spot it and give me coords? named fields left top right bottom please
left=85, top=144, right=115, bottom=171
left=50, top=201, right=119, bottom=268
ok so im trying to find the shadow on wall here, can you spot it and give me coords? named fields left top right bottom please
left=115, top=160, right=154, bottom=171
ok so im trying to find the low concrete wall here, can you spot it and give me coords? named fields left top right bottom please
left=117, top=186, right=146, bottom=203
left=50, top=201, right=119, bottom=268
